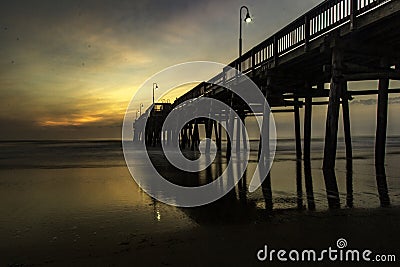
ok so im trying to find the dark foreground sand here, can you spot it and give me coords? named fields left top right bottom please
left=3, top=207, right=400, bottom=267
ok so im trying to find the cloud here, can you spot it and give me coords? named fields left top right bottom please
left=0, top=114, right=122, bottom=140
left=0, top=0, right=326, bottom=139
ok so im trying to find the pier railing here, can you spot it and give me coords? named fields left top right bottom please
left=223, top=0, right=391, bottom=82
left=172, top=0, right=392, bottom=107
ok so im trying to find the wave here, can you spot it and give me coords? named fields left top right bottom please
left=1, top=137, right=400, bottom=169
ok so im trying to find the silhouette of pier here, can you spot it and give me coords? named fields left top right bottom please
left=134, top=0, right=400, bottom=210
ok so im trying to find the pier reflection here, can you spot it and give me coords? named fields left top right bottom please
left=144, top=134, right=394, bottom=220
left=376, top=165, right=390, bottom=207
left=303, top=159, right=316, bottom=211
left=237, top=158, right=248, bottom=205
left=346, top=156, right=354, bottom=208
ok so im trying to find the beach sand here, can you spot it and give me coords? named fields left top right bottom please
left=2, top=207, right=399, bottom=266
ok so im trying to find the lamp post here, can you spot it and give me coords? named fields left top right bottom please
left=239, top=6, right=252, bottom=60
left=139, top=103, right=144, bottom=116
left=152, top=83, right=158, bottom=105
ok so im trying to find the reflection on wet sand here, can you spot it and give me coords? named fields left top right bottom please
left=304, top=159, right=316, bottom=210
left=346, top=155, right=354, bottom=208
left=147, top=135, right=394, bottom=222
left=376, top=165, right=390, bottom=207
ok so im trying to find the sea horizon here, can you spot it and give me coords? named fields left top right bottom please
left=2, top=134, right=400, bottom=142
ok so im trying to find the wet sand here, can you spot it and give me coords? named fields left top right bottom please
left=115, top=207, right=400, bottom=267
left=3, top=207, right=399, bottom=266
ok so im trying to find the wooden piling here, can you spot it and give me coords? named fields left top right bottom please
left=191, top=121, right=200, bottom=151
left=323, top=47, right=342, bottom=209
left=260, top=88, right=273, bottom=211
left=304, top=96, right=312, bottom=155
left=303, top=95, right=315, bottom=210
left=205, top=119, right=213, bottom=153
left=294, top=97, right=303, bottom=209
left=188, top=123, right=193, bottom=149
left=341, top=82, right=354, bottom=207
left=342, top=84, right=352, bottom=162
left=375, top=59, right=391, bottom=207
left=214, top=121, right=222, bottom=152
left=236, top=116, right=241, bottom=153
left=241, top=114, right=248, bottom=151
left=184, top=125, right=188, bottom=149
left=226, top=111, right=235, bottom=160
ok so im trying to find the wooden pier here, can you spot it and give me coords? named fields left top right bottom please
left=134, top=0, right=400, bottom=209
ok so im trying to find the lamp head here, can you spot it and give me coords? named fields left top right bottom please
left=244, top=13, right=252, bottom=23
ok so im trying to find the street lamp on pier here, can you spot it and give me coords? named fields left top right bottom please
left=152, top=83, right=158, bottom=105
left=139, top=103, right=144, bottom=116
left=239, top=6, right=253, bottom=59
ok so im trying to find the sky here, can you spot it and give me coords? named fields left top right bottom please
left=0, top=0, right=399, bottom=140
